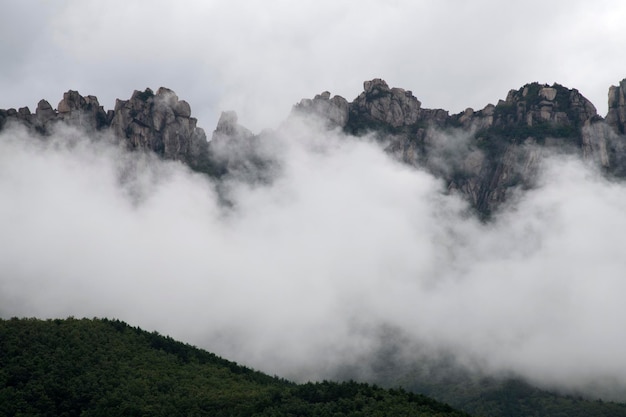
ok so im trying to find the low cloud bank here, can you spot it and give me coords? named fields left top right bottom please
left=1, top=118, right=626, bottom=400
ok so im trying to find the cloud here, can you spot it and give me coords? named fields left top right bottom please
left=3, top=115, right=626, bottom=401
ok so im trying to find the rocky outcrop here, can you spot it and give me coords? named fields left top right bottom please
left=503, top=83, right=595, bottom=127
left=4, top=78, right=626, bottom=216
left=109, top=87, right=207, bottom=167
left=293, top=91, right=350, bottom=129
left=294, top=79, right=621, bottom=216
left=211, top=111, right=253, bottom=143
left=0, top=87, right=211, bottom=173
left=56, top=90, right=110, bottom=131
left=607, top=79, right=626, bottom=134
left=344, top=79, right=448, bottom=133
left=350, top=78, right=423, bottom=128
left=208, top=111, right=277, bottom=183
left=0, top=92, right=109, bottom=134
left=451, top=82, right=599, bottom=135
left=34, top=100, right=57, bottom=127
left=444, top=83, right=604, bottom=214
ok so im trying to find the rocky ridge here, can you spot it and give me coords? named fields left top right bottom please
left=293, top=78, right=626, bottom=215
left=3, top=78, right=626, bottom=216
left=0, top=87, right=212, bottom=173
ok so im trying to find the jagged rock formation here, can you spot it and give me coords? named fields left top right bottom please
left=211, top=111, right=253, bottom=143
left=442, top=82, right=605, bottom=214
left=57, top=90, right=110, bottom=131
left=349, top=78, right=448, bottom=130
left=109, top=87, right=209, bottom=169
left=455, top=83, right=599, bottom=130
left=0, top=87, right=211, bottom=173
left=293, top=79, right=626, bottom=215
left=207, top=111, right=278, bottom=183
left=3, top=78, right=626, bottom=216
left=607, top=79, right=626, bottom=134
left=292, top=91, right=349, bottom=129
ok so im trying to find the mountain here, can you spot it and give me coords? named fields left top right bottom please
left=4, top=78, right=625, bottom=216
left=294, top=78, right=626, bottom=215
left=0, top=87, right=213, bottom=175
left=0, top=317, right=470, bottom=417
left=3, top=79, right=626, bottom=416
left=3, top=317, right=626, bottom=417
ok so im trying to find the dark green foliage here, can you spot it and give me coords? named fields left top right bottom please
left=0, top=317, right=470, bottom=417
left=135, top=89, right=155, bottom=102
left=398, top=370, right=626, bottom=417
left=493, top=101, right=517, bottom=122
left=520, top=82, right=544, bottom=106
left=254, top=381, right=470, bottom=417
left=344, top=113, right=402, bottom=137
left=477, top=121, right=579, bottom=148
left=484, top=82, right=583, bottom=147
left=462, top=378, right=626, bottom=417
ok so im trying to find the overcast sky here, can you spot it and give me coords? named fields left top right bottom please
left=2, top=0, right=626, bottom=131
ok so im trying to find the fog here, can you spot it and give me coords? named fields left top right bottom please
left=2, top=117, right=626, bottom=400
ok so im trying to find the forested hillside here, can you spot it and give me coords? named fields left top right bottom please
left=0, top=317, right=470, bottom=417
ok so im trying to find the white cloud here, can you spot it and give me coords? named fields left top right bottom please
left=2, top=117, right=626, bottom=400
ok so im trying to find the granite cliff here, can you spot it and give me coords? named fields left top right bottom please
left=294, top=78, right=626, bottom=215
left=0, top=87, right=212, bottom=174
left=3, top=78, right=626, bottom=216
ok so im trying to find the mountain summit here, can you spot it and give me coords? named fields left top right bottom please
left=2, top=78, right=626, bottom=215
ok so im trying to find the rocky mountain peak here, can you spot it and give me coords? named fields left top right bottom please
left=454, top=82, right=599, bottom=134
left=351, top=78, right=424, bottom=129
left=56, top=90, right=109, bottom=131
left=212, top=111, right=253, bottom=142
left=362, top=78, right=392, bottom=97
left=292, top=91, right=350, bottom=129
left=3, top=78, right=626, bottom=217
left=499, top=82, right=598, bottom=126
left=34, top=99, right=56, bottom=127
left=292, top=78, right=623, bottom=216
left=0, top=87, right=209, bottom=173
left=109, top=87, right=207, bottom=168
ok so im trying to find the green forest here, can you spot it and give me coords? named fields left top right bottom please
left=3, top=317, right=626, bottom=417
left=0, top=317, right=469, bottom=417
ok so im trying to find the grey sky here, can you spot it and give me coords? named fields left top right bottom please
left=1, top=0, right=625, bottom=131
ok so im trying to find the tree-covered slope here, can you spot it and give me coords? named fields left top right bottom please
left=0, top=317, right=470, bottom=417
left=401, top=372, right=626, bottom=417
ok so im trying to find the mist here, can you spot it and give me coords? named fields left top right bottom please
left=2, top=116, right=626, bottom=400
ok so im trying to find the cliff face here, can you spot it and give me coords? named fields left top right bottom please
left=2, top=78, right=626, bottom=216
left=607, top=79, right=626, bottom=134
left=293, top=78, right=626, bottom=216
